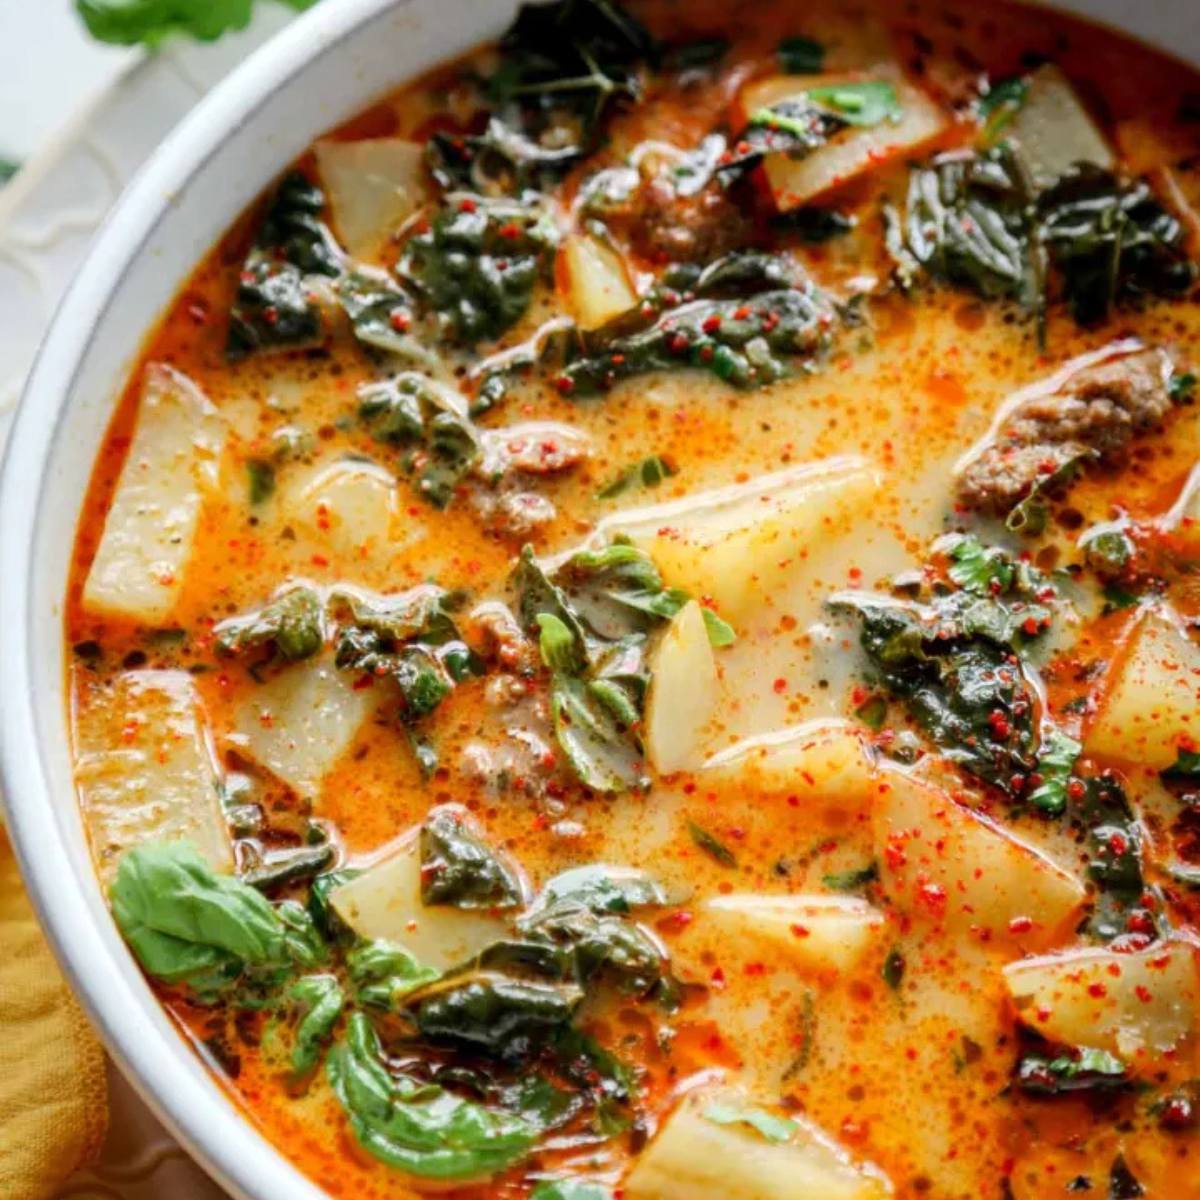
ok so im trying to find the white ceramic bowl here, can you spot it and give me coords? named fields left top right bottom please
left=2, top=2, right=1198, bottom=1197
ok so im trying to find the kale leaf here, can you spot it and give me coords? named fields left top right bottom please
left=227, top=172, right=341, bottom=359
left=332, top=585, right=482, bottom=721
left=214, top=586, right=324, bottom=662
left=398, top=194, right=558, bottom=345
left=484, top=0, right=656, bottom=172
left=420, top=809, right=524, bottom=910
left=1039, top=164, right=1196, bottom=326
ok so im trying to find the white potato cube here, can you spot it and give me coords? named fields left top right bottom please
left=83, top=364, right=226, bottom=624
left=740, top=72, right=947, bottom=210
left=682, top=893, right=884, bottom=978
left=1087, top=606, right=1200, bottom=770
left=74, top=670, right=232, bottom=886
left=605, top=457, right=879, bottom=624
left=281, top=458, right=401, bottom=561
left=1005, top=65, right=1114, bottom=189
left=561, top=233, right=638, bottom=330
left=231, top=653, right=380, bottom=797
left=874, top=771, right=1086, bottom=948
left=330, top=832, right=512, bottom=971
left=645, top=600, right=720, bottom=773
left=315, top=138, right=428, bottom=260
left=1004, top=940, right=1200, bottom=1064
left=703, top=719, right=876, bottom=807
left=626, top=1088, right=891, bottom=1200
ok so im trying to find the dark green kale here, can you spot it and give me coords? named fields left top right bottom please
left=560, top=251, right=834, bottom=396
left=214, top=586, right=324, bottom=662
left=420, top=809, right=524, bottom=910
left=227, top=172, right=341, bottom=359
left=241, top=842, right=336, bottom=893
left=335, top=270, right=434, bottom=369
left=687, top=821, right=737, bottom=868
left=398, top=195, right=558, bottom=345
left=899, top=145, right=1042, bottom=307
left=484, top=0, right=656, bottom=172
left=833, top=538, right=1056, bottom=799
left=1039, top=164, right=1196, bottom=326
left=411, top=976, right=582, bottom=1060
left=777, top=34, right=825, bottom=74
left=1071, top=773, right=1157, bottom=943
left=427, top=120, right=579, bottom=196
left=332, top=584, right=482, bottom=721
left=356, top=373, right=482, bottom=509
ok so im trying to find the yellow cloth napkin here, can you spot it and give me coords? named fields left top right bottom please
left=0, top=828, right=108, bottom=1198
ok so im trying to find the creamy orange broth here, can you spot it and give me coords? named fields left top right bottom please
left=65, top=1, right=1200, bottom=1197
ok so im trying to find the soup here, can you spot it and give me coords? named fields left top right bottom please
left=65, top=1, right=1200, bottom=1196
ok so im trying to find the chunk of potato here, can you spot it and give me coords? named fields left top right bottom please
left=329, top=831, right=512, bottom=971
left=280, top=458, right=402, bottom=561
left=1005, top=65, right=1114, bottom=190
left=645, top=600, right=720, bottom=773
left=561, top=233, right=638, bottom=330
left=605, top=457, right=879, bottom=624
left=74, top=670, right=232, bottom=886
left=678, top=893, right=884, bottom=979
left=314, top=138, right=427, bottom=260
left=873, top=771, right=1086, bottom=948
left=1003, top=940, right=1200, bottom=1063
left=1086, top=606, right=1200, bottom=770
left=83, top=364, right=226, bottom=624
left=231, top=653, right=381, bottom=798
left=703, top=718, right=876, bottom=807
left=739, top=72, right=947, bottom=210
left=625, top=1088, right=891, bottom=1200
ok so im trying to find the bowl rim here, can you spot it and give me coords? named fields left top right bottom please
left=0, top=1, right=403, bottom=1196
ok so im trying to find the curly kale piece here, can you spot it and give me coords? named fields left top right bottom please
left=227, top=172, right=341, bottom=359
left=398, top=194, right=558, bottom=345
left=1039, top=164, right=1196, bottom=325
left=332, top=585, right=482, bottom=720
left=561, top=266, right=834, bottom=396
left=213, top=586, right=324, bottom=662
left=420, top=809, right=524, bottom=910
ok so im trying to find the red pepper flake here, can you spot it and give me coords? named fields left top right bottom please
left=458, top=197, right=477, bottom=212
left=773, top=677, right=788, bottom=694
left=733, top=305, right=752, bottom=320
left=668, top=332, right=690, bottom=354
left=790, top=924, right=810, bottom=938
left=555, top=374, right=575, bottom=396
left=389, top=308, right=411, bottom=332
left=1087, top=982, right=1107, bottom=998
left=498, top=221, right=521, bottom=239
left=702, top=313, right=722, bottom=334
left=1067, top=778, right=1086, bottom=800
left=1135, top=984, right=1153, bottom=1003
left=1008, top=915, right=1033, bottom=934
left=917, top=880, right=947, bottom=914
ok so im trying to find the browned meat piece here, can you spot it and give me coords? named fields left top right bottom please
left=956, top=345, right=1177, bottom=512
left=621, top=174, right=751, bottom=263
left=479, top=421, right=590, bottom=478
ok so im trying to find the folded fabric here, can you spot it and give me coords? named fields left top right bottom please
left=0, top=827, right=108, bottom=1199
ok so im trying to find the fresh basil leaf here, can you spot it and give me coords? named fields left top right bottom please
left=348, top=939, right=440, bottom=1009
left=111, top=841, right=288, bottom=985
left=76, top=0, right=317, bottom=45
left=805, top=80, right=901, bottom=126
left=328, top=1012, right=538, bottom=1179
left=285, top=973, right=344, bottom=1078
